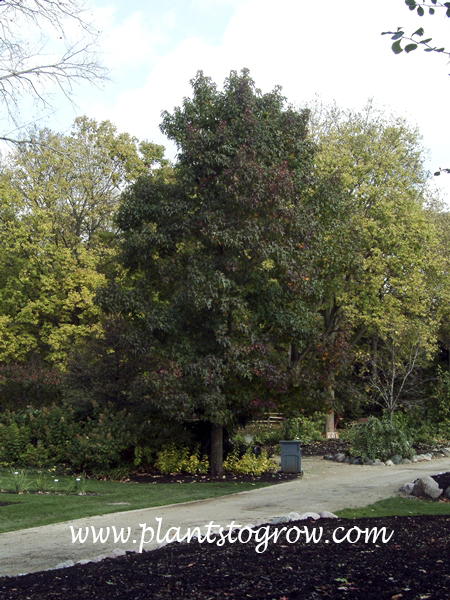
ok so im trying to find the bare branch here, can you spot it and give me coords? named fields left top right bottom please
left=0, top=0, right=108, bottom=134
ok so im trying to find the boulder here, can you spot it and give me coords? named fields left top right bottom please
left=373, top=459, right=386, bottom=466
left=390, top=455, right=403, bottom=465
left=318, top=511, right=339, bottom=519
left=412, top=476, right=443, bottom=499
left=335, top=453, right=346, bottom=462
left=441, top=448, right=450, bottom=458
left=109, top=548, right=126, bottom=558
left=385, top=459, right=394, bottom=467
left=401, top=458, right=412, bottom=464
left=270, top=515, right=290, bottom=524
left=54, top=560, right=75, bottom=570
left=364, top=457, right=374, bottom=466
left=323, top=454, right=334, bottom=461
left=400, top=482, right=415, bottom=495
left=444, top=486, right=450, bottom=500
left=287, top=512, right=301, bottom=521
left=297, top=512, right=321, bottom=520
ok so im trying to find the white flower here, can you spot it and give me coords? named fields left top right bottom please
left=76, top=478, right=80, bottom=481
left=54, top=479, right=58, bottom=482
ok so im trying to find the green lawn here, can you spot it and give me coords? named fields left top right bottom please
left=0, top=473, right=270, bottom=534
left=336, top=495, right=450, bottom=519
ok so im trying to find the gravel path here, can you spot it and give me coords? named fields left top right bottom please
left=2, top=455, right=450, bottom=577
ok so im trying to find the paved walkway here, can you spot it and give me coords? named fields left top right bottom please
left=2, top=456, right=450, bottom=577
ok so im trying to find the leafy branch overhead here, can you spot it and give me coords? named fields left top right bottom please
left=381, top=0, right=450, bottom=176
left=382, top=0, right=450, bottom=62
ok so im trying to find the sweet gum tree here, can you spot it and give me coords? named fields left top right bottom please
left=112, top=70, right=342, bottom=475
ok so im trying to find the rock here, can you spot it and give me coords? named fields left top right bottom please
left=54, top=560, right=75, bottom=570
left=385, top=459, right=394, bottom=467
left=323, top=454, right=334, bottom=461
left=413, top=476, right=443, bottom=499
left=401, top=458, right=412, bottom=464
left=335, top=453, right=346, bottom=462
left=350, top=457, right=363, bottom=465
left=412, top=456, right=418, bottom=463
left=318, top=511, right=338, bottom=519
left=415, top=454, right=425, bottom=461
left=400, top=482, right=415, bottom=495
left=343, top=457, right=351, bottom=463
left=269, top=516, right=290, bottom=524
left=423, top=453, right=433, bottom=461
left=92, top=554, right=108, bottom=563
left=298, top=512, right=321, bottom=520
left=373, top=459, right=386, bottom=466
left=364, top=457, right=374, bottom=466
left=444, top=486, right=450, bottom=500
left=390, top=455, right=403, bottom=465
left=441, top=448, right=450, bottom=458
left=287, top=512, right=301, bottom=521
left=109, top=548, right=126, bottom=558
left=76, top=559, right=91, bottom=565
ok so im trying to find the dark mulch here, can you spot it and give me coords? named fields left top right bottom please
left=129, top=470, right=299, bottom=485
left=1, top=514, right=450, bottom=599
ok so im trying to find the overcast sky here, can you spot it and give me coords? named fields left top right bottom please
left=34, top=0, right=450, bottom=202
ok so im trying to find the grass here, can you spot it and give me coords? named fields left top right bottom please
left=0, top=472, right=271, bottom=534
left=336, top=495, right=450, bottom=519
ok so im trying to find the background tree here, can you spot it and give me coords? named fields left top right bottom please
left=293, top=100, right=442, bottom=422
left=108, top=70, right=342, bottom=475
left=0, top=120, right=169, bottom=406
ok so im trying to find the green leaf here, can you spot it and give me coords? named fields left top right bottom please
left=392, top=40, right=404, bottom=54
left=405, top=0, right=416, bottom=8
left=434, top=171, right=441, bottom=176
left=447, top=7, right=450, bottom=18
left=420, top=38, right=433, bottom=45
left=412, top=28, right=424, bottom=37
left=392, top=31, right=405, bottom=41
left=417, top=6, right=424, bottom=16
left=429, top=7, right=435, bottom=14
left=404, top=43, right=418, bottom=53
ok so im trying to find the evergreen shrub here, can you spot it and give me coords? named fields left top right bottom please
left=348, top=416, right=415, bottom=462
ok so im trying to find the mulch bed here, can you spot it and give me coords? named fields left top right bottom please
left=1, top=514, right=449, bottom=599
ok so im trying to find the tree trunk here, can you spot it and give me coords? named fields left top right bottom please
left=210, top=423, right=223, bottom=477
left=325, top=410, right=335, bottom=434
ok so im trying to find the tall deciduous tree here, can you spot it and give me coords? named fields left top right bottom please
left=0, top=119, right=169, bottom=371
left=6, top=116, right=167, bottom=252
left=110, top=70, right=341, bottom=475
left=300, top=101, right=442, bottom=417
left=0, top=0, right=107, bottom=141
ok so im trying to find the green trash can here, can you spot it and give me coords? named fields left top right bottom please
left=280, top=440, right=302, bottom=474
